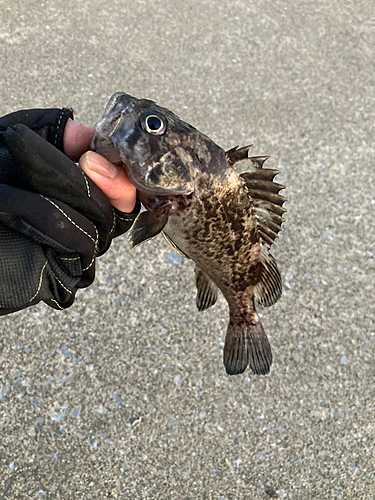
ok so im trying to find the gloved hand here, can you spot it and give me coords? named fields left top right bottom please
left=0, top=108, right=139, bottom=315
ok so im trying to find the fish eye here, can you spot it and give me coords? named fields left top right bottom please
left=141, top=113, right=167, bottom=135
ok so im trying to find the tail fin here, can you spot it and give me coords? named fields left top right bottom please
left=223, top=313, right=272, bottom=375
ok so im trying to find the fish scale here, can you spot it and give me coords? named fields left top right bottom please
left=92, top=92, right=287, bottom=376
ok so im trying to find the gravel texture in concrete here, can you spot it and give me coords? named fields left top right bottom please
left=0, top=1, right=374, bottom=498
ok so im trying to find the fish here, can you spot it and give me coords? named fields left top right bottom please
left=91, top=92, right=286, bottom=376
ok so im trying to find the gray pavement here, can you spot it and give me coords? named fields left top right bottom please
left=1, top=0, right=374, bottom=498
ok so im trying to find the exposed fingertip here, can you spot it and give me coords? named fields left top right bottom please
left=79, top=152, right=137, bottom=212
left=63, top=119, right=95, bottom=160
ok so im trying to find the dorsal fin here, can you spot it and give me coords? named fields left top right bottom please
left=226, top=144, right=253, bottom=163
left=247, top=155, right=270, bottom=169
left=242, top=170, right=286, bottom=246
left=226, top=145, right=286, bottom=247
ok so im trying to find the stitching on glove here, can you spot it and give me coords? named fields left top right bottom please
left=108, top=212, right=116, bottom=236
left=82, top=255, right=95, bottom=272
left=58, top=256, right=80, bottom=261
left=29, top=260, right=48, bottom=302
left=116, top=214, right=134, bottom=222
left=54, top=111, right=64, bottom=147
left=82, top=226, right=99, bottom=272
left=40, top=195, right=96, bottom=243
left=50, top=298, right=65, bottom=309
left=51, top=271, right=72, bottom=294
left=80, top=170, right=91, bottom=198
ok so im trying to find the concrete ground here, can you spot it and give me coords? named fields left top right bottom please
left=0, top=0, right=374, bottom=498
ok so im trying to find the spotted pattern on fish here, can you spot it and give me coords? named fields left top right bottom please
left=92, top=92, right=286, bottom=376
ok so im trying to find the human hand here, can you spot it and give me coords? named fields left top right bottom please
left=63, top=119, right=137, bottom=213
left=0, top=108, right=140, bottom=315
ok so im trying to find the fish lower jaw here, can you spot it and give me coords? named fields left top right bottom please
left=138, top=192, right=194, bottom=215
left=121, top=163, right=194, bottom=197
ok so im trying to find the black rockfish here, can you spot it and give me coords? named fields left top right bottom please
left=91, top=92, right=286, bottom=376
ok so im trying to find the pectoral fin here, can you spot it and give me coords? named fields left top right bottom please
left=130, top=208, right=170, bottom=248
left=195, top=267, right=218, bottom=311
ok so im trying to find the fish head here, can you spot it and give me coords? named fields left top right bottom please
left=92, top=92, right=229, bottom=196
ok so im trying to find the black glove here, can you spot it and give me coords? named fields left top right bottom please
left=0, top=108, right=140, bottom=315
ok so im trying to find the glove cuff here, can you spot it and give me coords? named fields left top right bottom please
left=113, top=198, right=141, bottom=238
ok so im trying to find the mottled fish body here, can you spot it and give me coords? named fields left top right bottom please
left=92, top=92, right=286, bottom=375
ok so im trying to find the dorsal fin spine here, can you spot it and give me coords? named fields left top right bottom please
left=227, top=143, right=287, bottom=248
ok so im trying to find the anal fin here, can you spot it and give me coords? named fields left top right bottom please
left=254, top=247, right=282, bottom=307
left=195, top=267, right=218, bottom=311
left=130, top=209, right=170, bottom=248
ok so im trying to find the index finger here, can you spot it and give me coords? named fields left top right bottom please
left=63, top=119, right=95, bottom=161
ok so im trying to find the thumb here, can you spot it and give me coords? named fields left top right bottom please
left=79, top=151, right=137, bottom=213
